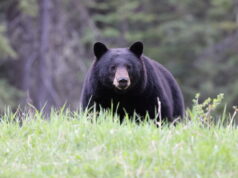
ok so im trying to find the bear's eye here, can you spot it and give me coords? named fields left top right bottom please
left=110, top=65, right=116, bottom=71
left=126, top=64, right=132, bottom=70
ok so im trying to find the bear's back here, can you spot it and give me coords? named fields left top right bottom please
left=142, top=56, right=185, bottom=118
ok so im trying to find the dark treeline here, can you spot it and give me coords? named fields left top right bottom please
left=0, top=0, right=237, bottom=113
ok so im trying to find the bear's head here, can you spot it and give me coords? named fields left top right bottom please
left=93, top=41, right=145, bottom=93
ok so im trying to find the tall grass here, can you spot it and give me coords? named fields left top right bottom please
left=0, top=94, right=237, bottom=177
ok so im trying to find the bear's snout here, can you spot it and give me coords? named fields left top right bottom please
left=118, top=78, right=129, bottom=89
left=113, top=67, right=131, bottom=90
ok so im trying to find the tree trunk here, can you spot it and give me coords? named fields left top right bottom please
left=37, top=0, right=60, bottom=112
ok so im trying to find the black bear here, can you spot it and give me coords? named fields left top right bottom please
left=80, top=42, right=185, bottom=122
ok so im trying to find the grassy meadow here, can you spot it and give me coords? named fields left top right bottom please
left=0, top=95, right=238, bottom=178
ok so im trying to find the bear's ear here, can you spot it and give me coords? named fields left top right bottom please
left=129, top=41, right=143, bottom=58
left=94, top=42, right=108, bottom=59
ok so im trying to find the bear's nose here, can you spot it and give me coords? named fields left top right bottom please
left=118, top=78, right=128, bottom=89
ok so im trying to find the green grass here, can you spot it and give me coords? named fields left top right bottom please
left=0, top=95, right=238, bottom=178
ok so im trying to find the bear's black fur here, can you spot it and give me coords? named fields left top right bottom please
left=80, top=42, right=185, bottom=122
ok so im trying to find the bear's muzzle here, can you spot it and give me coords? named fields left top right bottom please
left=113, top=67, right=131, bottom=90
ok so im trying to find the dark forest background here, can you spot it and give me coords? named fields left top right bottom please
left=0, top=0, right=237, bottom=113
